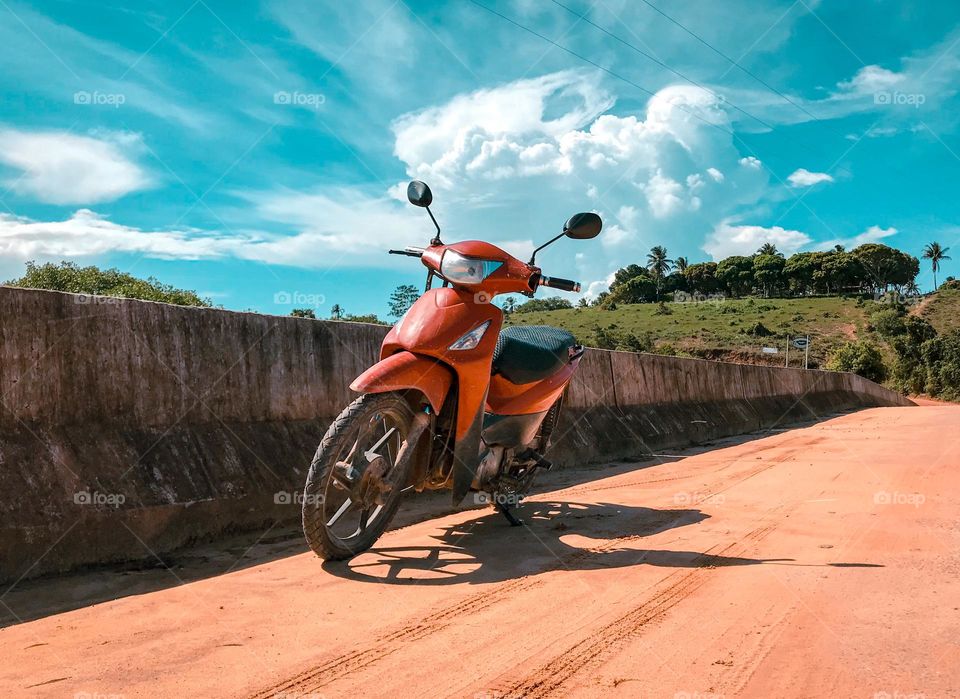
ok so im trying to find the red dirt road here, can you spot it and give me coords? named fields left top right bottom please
left=2, top=406, right=958, bottom=698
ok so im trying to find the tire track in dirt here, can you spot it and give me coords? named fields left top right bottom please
left=564, top=440, right=820, bottom=498
left=478, top=518, right=786, bottom=699
left=254, top=436, right=810, bottom=698
left=248, top=513, right=696, bottom=698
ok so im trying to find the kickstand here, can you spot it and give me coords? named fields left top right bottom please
left=496, top=502, right=524, bottom=527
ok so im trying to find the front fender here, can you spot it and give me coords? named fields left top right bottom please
left=349, top=351, right=454, bottom=412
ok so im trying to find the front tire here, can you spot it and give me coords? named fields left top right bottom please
left=302, top=392, right=421, bottom=560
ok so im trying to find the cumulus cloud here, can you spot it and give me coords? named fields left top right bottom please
left=0, top=129, right=152, bottom=205
left=0, top=209, right=233, bottom=259
left=703, top=220, right=812, bottom=259
left=819, top=225, right=898, bottom=250
left=0, top=72, right=792, bottom=280
left=787, top=168, right=835, bottom=187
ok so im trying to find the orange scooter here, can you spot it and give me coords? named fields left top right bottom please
left=302, top=181, right=602, bottom=559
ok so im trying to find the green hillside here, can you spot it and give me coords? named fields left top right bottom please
left=505, top=292, right=960, bottom=374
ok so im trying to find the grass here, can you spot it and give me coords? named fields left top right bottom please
left=917, top=287, right=960, bottom=333
left=506, top=296, right=874, bottom=368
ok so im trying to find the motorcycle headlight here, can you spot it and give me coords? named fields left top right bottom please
left=448, top=320, right=491, bottom=351
left=440, top=250, right=502, bottom=285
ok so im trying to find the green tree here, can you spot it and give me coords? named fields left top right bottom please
left=673, top=256, right=689, bottom=272
left=607, top=274, right=656, bottom=304
left=290, top=308, right=316, bottom=318
left=342, top=313, right=387, bottom=325
left=921, top=329, right=960, bottom=400
left=6, top=261, right=210, bottom=306
left=826, top=340, right=888, bottom=383
left=515, top=296, right=573, bottom=313
left=330, top=304, right=344, bottom=320
left=716, top=256, right=754, bottom=296
left=852, top=244, right=919, bottom=293
left=388, top=284, right=420, bottom=318
left=646, top=246, right=673, bottom=300
left=922, top=241, right=951, bottom=291
left=683, top=262, right=720, bottom=294
left=756, top=243, right=781, bottom=257
left=752, top=254, right=785, bottom=297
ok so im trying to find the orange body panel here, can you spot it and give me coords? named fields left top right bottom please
left=350, top=351, right=454, bottom=413
left=380, top=286, right=502, bottom=439
left=486, top=353, right=580, bottom=415
left=420, top=241, right=540, bottom=299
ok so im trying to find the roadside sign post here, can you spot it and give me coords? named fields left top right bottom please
left=785, top=335, right=790, bottom=368
left=791, top=336, right=811, bottom=369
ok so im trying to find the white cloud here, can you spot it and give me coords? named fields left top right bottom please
left=0, top=129, right=151, bottom=205
left=0, top=209, right=233, bottom=259
left=819, top=225, right=898, bottom=250
left=387, top=71, right=768, bottom=284
left=787, top=168, right=835, bottom=187
left=836, top=65, right=905, bottom=95
left=703, top=220, right=812, bottom=259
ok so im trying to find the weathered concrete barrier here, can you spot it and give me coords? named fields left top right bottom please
left=0, top=287, right=910, bottom=582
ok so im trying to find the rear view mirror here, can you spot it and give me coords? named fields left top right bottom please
left=407, top=180, right=433, bottom=208
left=563, top=212, right=602, bottom=239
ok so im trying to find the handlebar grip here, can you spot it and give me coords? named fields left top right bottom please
left=388, top=247, right=424, bottom=258
left=539, top=275, right=581, bottom=293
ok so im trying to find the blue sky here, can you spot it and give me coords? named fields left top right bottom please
left=1, top=0, right=958, bottom=317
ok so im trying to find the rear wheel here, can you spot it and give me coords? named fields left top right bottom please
left=302, top=392, right=425, bottom=560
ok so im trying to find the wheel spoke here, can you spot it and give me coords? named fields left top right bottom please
left=365, top=424, right=397, bottom=461
left=326, top=497, right=353, bottom=526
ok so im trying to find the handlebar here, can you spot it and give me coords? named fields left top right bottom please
left=538, top=275, right=581, bottom=293
left=388, top=246, right=581, bottom=294
left=388, top=246, right=425, bottom=258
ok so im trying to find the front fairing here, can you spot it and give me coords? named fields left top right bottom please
left=381, top=287, right=502, bottom=365
left=380, top=287, right=502, bottom=503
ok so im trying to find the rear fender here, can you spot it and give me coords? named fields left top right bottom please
left=350, top=351, right=454, bottom=412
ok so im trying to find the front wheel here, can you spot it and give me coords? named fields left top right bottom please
left=302, top=392, right=426, bottom=560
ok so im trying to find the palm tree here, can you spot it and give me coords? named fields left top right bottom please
left=922, top=242, right=952, bottom=291
left=674, top=256, right=689, bottom=272
left=757, top=243, right=779, bottom=256
left=646, top=246, right=673, bottom=300
left=330, top=303, right=343, bottom=320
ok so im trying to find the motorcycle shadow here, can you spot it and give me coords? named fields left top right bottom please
left=323, top=500, right=793, bottom=586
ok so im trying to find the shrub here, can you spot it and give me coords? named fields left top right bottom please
left=515, top=296, right=573, bottom=313
left=826, top=341, right=887, bottom=383
left=6, top=261, right=210, bottom=307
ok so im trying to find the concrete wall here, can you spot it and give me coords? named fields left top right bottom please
left=0, top=287, right=910, bottom=582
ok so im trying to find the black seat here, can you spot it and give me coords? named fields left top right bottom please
left=492, top=325, right=577, bottom=385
